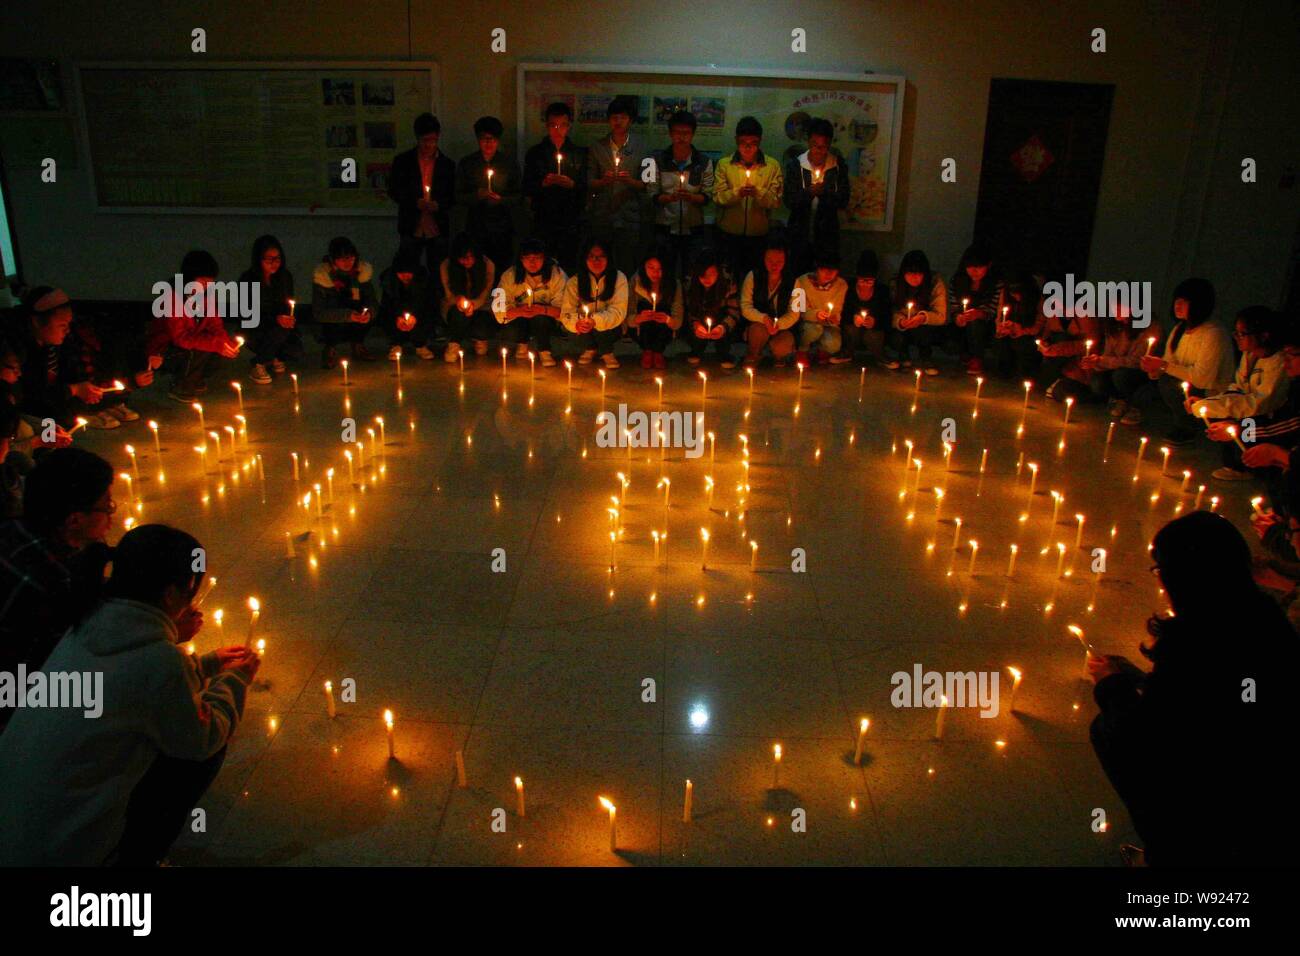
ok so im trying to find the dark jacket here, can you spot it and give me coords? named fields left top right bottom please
left=455, top=151, right=519, bottom=239
left=387, top=148, right=456, bottom=239
left=378, top=265, right=435, bottom=328
left=782, top=153, right=851, bottom=249
left=522, top=137, right=587, bottom=228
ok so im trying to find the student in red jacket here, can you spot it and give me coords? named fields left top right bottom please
left=148, top=251, right=241, bottom=403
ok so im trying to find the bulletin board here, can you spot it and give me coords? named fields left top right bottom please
left=517, top=63, right=905, bottom=231
left=75, top=61, right=440, bottom=214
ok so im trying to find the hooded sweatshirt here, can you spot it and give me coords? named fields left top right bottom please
left=0, top=598, right=250, bottom=865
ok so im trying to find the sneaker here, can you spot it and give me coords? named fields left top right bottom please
left=271, top=359, right=287, bottom=374
left=653, top=352, right=667, bottom=370
left=1121, top=407, right=1142, bottom=426
left=686, top=354, right=701, bottom=366
left=415, top=346, right=435, bottom=361
left=168, top=388, right=198, bottom=404
left=250, top=363, right=272, bottom=385
left=924, top=365, right=940, bottom=376
left=1212, top=467, right=1252, bottom=481
left=86, top=411, right=121, bottom=430
left=721, top=356, right=737, bottom=370
left=880, top=358, right=901, bottom=370
left=1045, top=379, right=1063, bottom=401
left=444, top=342, right=461, bottom=364
left=578, top=349, right=596, bottom=365
left=539, top=350, right=557, bottom=368
left=387, top=345, right=402, bottom=361
left=1107, top=399, right=1128, bottom=418
left=829, top=352, right=852, bottom=365
left=601, top=353, right=620, bottom=370
left=351, top=343, right=376, bottom=362
left=515, top=342, right=530, bottom=359
left=105, top=403, right=140, bottom=421
left=322, top=347, right=338, bottom=370
left=472, top=340, right=489, bottom=357
left=640, top=350, right=655, bottom=369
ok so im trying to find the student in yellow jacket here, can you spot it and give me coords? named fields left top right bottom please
left=713, top=116, right=784, bottom=283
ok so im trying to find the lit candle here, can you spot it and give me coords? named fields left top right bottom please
left=1194, top=484, right=1206, bottom=509
left=1133, top=437, right=1149, bottom=480
left=914, top=369, right=923, bottom=395
left=1007, top=667, right=1022, bottom=713
left=528, top=351, right=535, bottom=381
left=487, top=167, right=495, bottom=191
left=853, top=718, right=870, bottom=765
left=1225, top=425, right=1247, bottom=452
left=501, top=347, right=508, bottom=377
left=1210, top=496, right=1220, bottom=512
left=290, top=373, right=299, bottom=397
left=935, top=695, right=948, bottom=739
left=961, top=297, right=969, bottom=312
left=376, top=416, right=386, bottom=451
left=598, top=796, right=617, bottom=851
left=291, top=452, right=299, bottom=481
left=699, top=370, right=707, bottom=406
left=146, top=421, right=162, bottom=457
left=556, top=152, right=563, bottom=175
left=933, top=487, right=945, bottom=522
left=1084, top=339, right=1094, bottom=356
left=651, top=291, right=657, bottom=312
left=967, top=540, right=979, bottom=575
left=1180, top=469, right=1191, bottom=493
left=1027, top=462, right=1039, bottom=500
left=231, top=381, right=244, bottom=414
left=599, top=368, right=607, bottom=405
left=683, top=779, right=693, bottom=823
left=1063, top=397, right=1074, bottom=425
left=951, top=516, right=963, bottom=550
left=314, top=483, right=324, bottom=519
left=974, top=375, right=984, bottom=406
left=341, top=358, right=350, bottom=387
left=797, top=361, right=805, bottom=391
left=772, top=743, right=782, bottom=788
left=384, top=709, right=395, bottom=759
left=652, top=530, right=661, bottom=564
left=608, top=530, right=616, bottom=570
left=700, top=527, right=710, bottom=570
left=565, top=360, right=573, bottom=391
left=1251, top=496, right=1266, bottom=517
left=1068, top=624, right=1092, bottom=676
left=749, top=539, right=758, bottom=571
left=1021, top=380, right=1033, bottom=413
left=1145, top=335, right=1157, bottom=356
left=1054, top=542, right=1067, bottom=579
left=747, top=367, right=755, bottom=399
left=1050, top=491, right=1063, bottom=528
left=942, top=442, right=953, bottom=472
left=1006, top=543, right=1018, bottom=577
left=906, top=301, right=914, bottom=323
left=192, top=402, right=205, bottom=436
left=207, top=430, right=222, bottom=462
left=1074, top=513, right=1086, bottom=549
left=655, top=376, right=664, bottom=407
left=344, top=450, right=354, bottom=484
left=245, top=596, right=260, bottom=648
left=515, top=776, right=526, bottom=818
left=1159, top=445, right=1171, bottom=476
left=324, top=680, right=336, bottom=718
left=979, top=448, right=988, bottom=474
left=119, top=472, right=134, bottom=510
left=70, top=417, right=90, bottom=435
left=124, top=444, right=141, bottom=486
left=194, top=444, right=208, bottom=474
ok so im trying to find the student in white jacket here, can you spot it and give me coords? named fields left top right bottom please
left=554, top=238, right=628, bottom=369
left=492, top=237, right=567, bottom=366
left=0, top=525, right=257, bottom=866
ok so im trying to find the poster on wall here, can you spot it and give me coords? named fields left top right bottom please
left=519, top=64, right=904, bottom=231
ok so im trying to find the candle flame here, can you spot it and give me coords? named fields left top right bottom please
left=384, top=709, right=394, bottom=728
left=247, top=597, right=260, bottom=612
left=598, top=796, right=614, bottom=812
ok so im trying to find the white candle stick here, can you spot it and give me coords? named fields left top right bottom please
left=515, top=776, right=526, bottom=817
left=951, top=516, right=963, bottom=550
left=598, top=797, right=617, bottom=851
left=231, top=381, right=244, bottom=414
left=1006, top=544, right=1018, bottom=577
left=1007, top=667, right=1022, bottom=713
left=1133, top=437, right=1149, bottom=480
left=192, top=402, right=205, bottom=436
left=700, top=527, right=710, bottom=570
left=341, top=359, right=350, bottom=387
left=384, top=709, right=395, bottom=759
left=772, top=743, right=782, bottom=788
left=967, top=540, right=979, bottom=575
left=1074, top=514, right=1086, bottom=549
left=935, top=695, right=948, bottom=739
left=853, top=717, right=870, bottom=765
left=324, top=680, right=336, bottom=718
left=683, top=780, right=693, bottom=823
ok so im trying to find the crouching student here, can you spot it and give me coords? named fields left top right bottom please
left=683, top=249, right=739, bottom=368
left=991, top=270, right=1045, bottom=380
left=628, top=252, right=683, bottom=370
left=553, top=238, right=627, bottom=369
left=380, top=247, right=435, bottom=362
left=740, top=238, right=799, bottom=368
left=440, top=233, right=498, bottom=363
left=13, top=287, right=112, bottom=426
left=794, top=250, right=849, bottom=366
left=1038, top=302, right=1103, bottom=403
left=1080, top=309, right=1144, bottom=417
left=154, top=252, right=244, bottom=402
left=890, top=250, right=948, bottom=376
left=948, top=243, right=999, bottom=376
left=312, top=237, right=378, bottom=370
left=493, top=237, right=567, bottom=366
left=239, top=235, right=296, bottom=385
left=840, top=249, right=892, bottom=367
left=0, top=524, right=258, bottom=866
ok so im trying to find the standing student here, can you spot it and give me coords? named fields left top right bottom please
left=840, top=249, right=893, bottom=367
left=555, top=238, right=627, bottom=369
left=239, top=235, right=295, bottom=386
left=713, top=116, right=784, bottom=283
left=148, top=254, right=242, bottom=404
left=648, top=111, right=714, bottom=279
left=794, top=250, right=849, bottom=366
left=587, top=96, right=649, bottom=277
left=440, top=233, right=498, bottom=363
left=783, top=118, right=851, bottom=275
left=387, top=113, right=455, bottom=277
left=628, top=252, right=682, bottom=370
left=456, top=116, right=519, bottom=279
left=991, top=270, right=1045, bottom=380
left=379, top=247, right=435, bottom=362
left=0, top=524, right=259, bottom=866
left=492, top=237, right=567, bottom=366
left=522, top=102, right=588, bottom=272
left=1080, top=310, right=1144, bottom=417
left=682, top=248, right=739, bottom=369
left=947, top=243, right=1000, bottom=376
left=889, top=250, right=948, bottom=376
left=311, top=237, right=377, bottom=369
left=740, top=238, right=800, bottom=368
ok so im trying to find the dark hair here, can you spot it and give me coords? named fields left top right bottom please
left=326, top=237, right=359, bottom=263
left=180, top=250, right=219, bottom=285
left=1003, top=268, right=1042, bottom=327
left=513, top=238, right=556, bottom=285
left=1234, top=305, right=1278, bottom=352
left=752, top=240, right=794, bottom=316
left=1171, top=277, right=1216, bottom=328
left=951, top=243, right=996, bottom=297
left=473, top=115, right=504, bottom=139
left=636, top=252, right=678, bottom=309
left=576, top=237, right=615, bottom=302
left=22, top=447, right=115, bottom=535
left=667, top=111, right=697, bottom=132
left=855, top=249, right=880, bottom=279
left=544, top=101, right=573, bottom=121
left=807, top=117, right=834, bottom=142
left=392, top=246, right=422, bottom=274
left=735, top=116, right=763, bottom=139
left=896, top=249, right=934, bottom=303
left=105, top=524, right=204, bottom=608
left=447, top=233, right=488, bottom=297
left=812, top=247, right=841, bottom=271
left=606, top=95, right=638, bottom=120
left=685, top=247, right=729, bottom=318
left=249, top=235, right=284, bottom=276
left=413, top=113, right=440, bottom=137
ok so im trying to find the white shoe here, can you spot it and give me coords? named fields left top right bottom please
left=539, top=350, right=557, bottom=368
left=415, top=346, right=435, bottom=361
left=578, top=349, right=596, bottom=365
left=444, top=342, right=461, bottom=363
left=601, top=353, right=620, bottom=370
left=87, top=411, right=121, bottom=430
left=515, top=342, right=530, bottom=359
left=387, top=345, right=402, bottom=361
left=104, top=403, right=140, bottom=421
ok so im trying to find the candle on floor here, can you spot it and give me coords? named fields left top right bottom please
left=207, top=430, right=223, bottom=462
left=245, top=597, right=260, bottom=648
left=1159, top=445, right=1171, bottom=476
left=324, top=680, right=336, bottom=718
left=1050, top=491, right=1062, bottom=528
left=705, top=475, right=715, bottom=507
left=1210, top=496, right=1220, bottom=512
left=145, top=420, right=162, bottom=457
left=515, top=776, right=526, bottom=817
left=1180, top=470, right=1191, bottom=493
left=384, top=709, right=395, bottom=759
left=913, top=368, right=923, bottom=396
left=565, top=360, right=573, bottom=391
left=772, top=743, right=782, bottom=788
left=943, top=442, right=953, bottom=471
left=194, top=445, right=208, bottom=475
left=951, top=516, right=963, bottom=550
left=124, top=444, right=141, bottom=486
left=967, top=540, right=979, bottom=575
left=1068, top=624, right=1092, bottom=676
left=1021, top=381, right=1032, bottom=413
left=797, top=361, right=806, bottom=391
left=1006, top=544, right=1018, bottom=576
left=192, top=402, right=205, bottom=436
left=652, top=530, right=661, bottom=564
left=608, top=530, right=616, bottom=571
left=933, top=487, right=945, bottom=522
left=344, top=450, right=354, bottom=485
left=700, top=527, right=710, bottom=570
left=1074, top=514, right=1086, bottom=548
left=284, top=531, right=295, bottom=558
left=291, top=452, right=299, bottom=481
left=598, top=797, right=617, bottom=851
left=231, top=381, right=244, bottom=414
left=501, top=347, right=508, bottom=378
left=853, top=717, right=870, bottom=765
left=119, top=472, right=134, bottom=510
left=935, top=695, right=948, bottom=739
left=1194, top=484, right=1206, bottom=509
left=314, top=484, right=324, bottom=519
left=1063, top=396, right=1074, bottom=425
left=1027, top=462, right=1039, bottom=500
left=289, top=372, right=299, bottom=397
left=747, top=367, right=755, bottom=399
left=979, top=448, right=988, bottom=474
left=376, top=416, right=386, bottom=450
left=683, top=780, right=693, bottom=823
left=1055, top=543, right=1067, bottom=579
left=904, top=439, right=914, bottom=472
left=341, top=359, right=349, bottom=387
left=1007, top=667, right=1022, bottom=713
left=749, top=539, right=758, bottom=571
left=1132, top=437, right=1149, bottom=481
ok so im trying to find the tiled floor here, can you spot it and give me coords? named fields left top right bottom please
left=74, top=339, right=1254, bottom=865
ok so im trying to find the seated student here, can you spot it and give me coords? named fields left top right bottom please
left=64, top=308, right=146, bottom=428
left=683, top=248, right=739, bottom=369
left=492, top=237, right=567, bottom=366
left=0, top=524, right=259, bottom=866
left=1220, top=324, right=1300, bottom=511
left=379, top=247, right=435, bottom=362
left=522, top=102, right=587, bottom=272
left=649, top=111, right=714, bottom=279
left=13, top=287, right=112, bottom=425
left=1038, top=300, right=1103, bottom=402
left=794, top=249, right=850, bottom=366
left=312, top=237, right=378, bottom=370
left=1116, top=277, right=1231, bottom=442
left=2, top=323, right=71, bottom=456
left=1080, top=308, right=1145, bottom=418
left=713, top=116, right=784, bottom=283
left=740, top=238, right=800, bottom=368
left=783, top=118, right=851, bottom=275
left=387, top=112, right=455, bottom=275
left=991, top=269, right=1045, bottom=380
left=628, top=251, right=683, bottom=370
left=554, top=238, right=628, bottom=369
left=1088, top=511, right=1300, bottom=867
left=889, top=250, right=948, bottom=375
left=1196, top=307, right=1289, bottom=481
left=0, top=447, right=114, bottom=733
left=947, top=243, right=1000, bottom=376
left=456, top=115, right=519, bottom=280
left=839, top=249, right=893, bottom=368
left=145, top=252, right=243, bottom=403
left=440, top=233, right=498, bottom=363
left=239, top=235, right=295, bottom=386
left=587, top=96, right=649, bottom=277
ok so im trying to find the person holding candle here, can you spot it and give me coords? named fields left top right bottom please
left=947, top=243, right=1000, bottom=376
left=682, top=248, right=740, bottom=368
left=889, top=249, right=948, bottom=376
left=628, top=252, right=683, bottom=369
left=1079, top=306, right=1144, bottom=418
left=387, top=113, right=455, bottom=276
left=587, top=96, right=650, bottom=277
left=712, top=116, right=784, bottom=283
left=239, top=235, right=296, bottom=385
left=555, top=238, right=627, bottom=369
left=740, top=238, right=800, bottom=368
left=522, top=102, right=587, bottom=272
left=1222, top=333, right=1300, bottom=531
left=312, top=237, right=378, bottom=370
left=379, top=246, right=436, bottom=362
left=456, top=115, right=519, bottom=282
left=648, top=111, right=714, bottom=280
left=839, top=249, right=893, bottom=368
left=989, top=268, right=1045, bottom=380
left=783, top=118, right=850, bottom=275
left=0, top=524, right=260, bottom=865
left=142, top=253, right=243, bottom=405
left=492, top=237, right=568, bottom=366
left=1087, top=511, right=1299, bottom=867
left=440, top=232, right=498, bottom=363
left=1038, top=297, right=1103, bottom=404
left=794, top=249, right=849, bottom=366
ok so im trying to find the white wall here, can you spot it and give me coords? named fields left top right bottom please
left=1, top=0, right=1296, bottom=316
